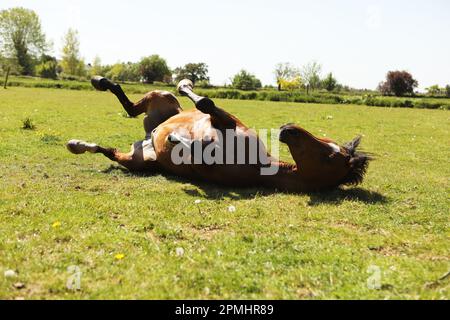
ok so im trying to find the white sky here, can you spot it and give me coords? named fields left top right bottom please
left=1, top=0, right=449, bottom=90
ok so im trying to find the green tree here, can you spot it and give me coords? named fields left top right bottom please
left=173, top=62, right=209, bottom=84
left=106, top=63, right=124, bottom=81
left=104, top=62, right=140, bottom=82
left=0, top=7, right=48, bottom=75
left=274, top=62, right=299, bottom=91
left=278, top=76, right=302, bottom=91
left=322, top=73, right=338, bottom=92
left=426, top=84, right=441, bottom=96
left=89, top=56, right=106, bottom=77
left=300, top=61, right=322, bottom=94
left=446, top=85, right=450, bottom=98
left=138, top=55, right=171, bottom=84
left=35, top=54, right=58, bottom=79
left=121, top=62, right=140, bottom=82
left=231, top=70, right=262, bottom=90
left=60, top=28, right=85, bottom=76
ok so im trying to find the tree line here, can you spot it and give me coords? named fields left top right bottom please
left=1, top=7, right=449, bottom=97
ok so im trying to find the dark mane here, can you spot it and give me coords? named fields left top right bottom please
left=339, top=136, right=372, bottom=186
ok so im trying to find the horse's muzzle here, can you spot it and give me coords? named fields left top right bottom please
left=279, top=124, right=298, bottom=143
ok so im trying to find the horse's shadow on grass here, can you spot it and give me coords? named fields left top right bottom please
left=101, top=165, right=388, bottom=205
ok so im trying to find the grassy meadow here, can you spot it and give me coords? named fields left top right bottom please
left=0, top=87, right=448, bottom=299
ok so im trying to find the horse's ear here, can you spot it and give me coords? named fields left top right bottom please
left=344, top=135, right=362, bottom=156
left=342, top=154, right=370, bottom=185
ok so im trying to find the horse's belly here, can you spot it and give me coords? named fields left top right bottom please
left=151, top=111, right=268, bottom=185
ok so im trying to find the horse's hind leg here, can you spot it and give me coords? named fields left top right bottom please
left=66, top=139, right=158, bottom=171
left=177, top=79, right=238, bottom=130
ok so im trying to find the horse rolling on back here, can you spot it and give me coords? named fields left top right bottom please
left=67, top=77, right=371, bottom=192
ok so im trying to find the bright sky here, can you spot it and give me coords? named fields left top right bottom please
left=1, top=0, right=449, bottom=90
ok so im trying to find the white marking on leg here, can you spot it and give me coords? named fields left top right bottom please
left=141, top=139, right=157, bottom=161
left=67, top=139, right=98, bottom=154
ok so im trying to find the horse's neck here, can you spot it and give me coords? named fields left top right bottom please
left=261, top=161, right=306, bottom=192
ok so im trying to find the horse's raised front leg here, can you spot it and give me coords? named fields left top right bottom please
left=91, top=76, right=183, bottom=134
left=66, top=139, right=158, bottom=172
left=91, top=76, right=146, bottom=117
left=177, top=79, right=239, bottom=130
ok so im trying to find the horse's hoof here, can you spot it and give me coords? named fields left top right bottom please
left=177, top=79, right=194, bottom=95
left=66, top=139, right=98, bottom=154
left=91, top=76, right=110, bottom=91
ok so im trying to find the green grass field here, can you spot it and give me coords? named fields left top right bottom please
left=0, top=87, right=448, bottom=299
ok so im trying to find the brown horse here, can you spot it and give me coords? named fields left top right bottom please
left=67, top=77, right=370, bottom=192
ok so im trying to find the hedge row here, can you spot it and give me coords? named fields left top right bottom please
left=195, top=89, right=450, bottom=110
left=6, top=80, right=449, bottom=110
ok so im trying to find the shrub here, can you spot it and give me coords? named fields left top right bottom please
left=196, top=79, right=212, bottom=88
left=22, top=117, right=35, bottom=130
left=231, top=70, right=262, bottom=91
left=36, top=60, right=58, bottom=79
left=403, top=100, right=413, bottom=108
left=322, top=73, right=338, bottom=92
left=279, top=76, right=302, bottom=91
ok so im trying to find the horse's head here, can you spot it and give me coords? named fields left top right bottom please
left=279, top=124, right=371, bottom=190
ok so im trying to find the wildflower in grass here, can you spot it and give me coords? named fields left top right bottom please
left=4, top=270, right=17, bottom=278
left=228, top=205, right=236, bottom=213
left=114, top=253, right=125, bottom=260
left=194, top=199, right=202, bottom=214
left=52, top=221, right=61, bottom=228
left=176, top=247, right=184, bottom=257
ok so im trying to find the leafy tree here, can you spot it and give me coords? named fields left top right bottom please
left=300, top=61, right=322, bottom=94
left=278, top=76, right=302, bottom=91
left=426, top=84, right=441, bottom=96
left=89, top=56, right=106, bottom=77
left=378, top=71, right=418, bottom=96
left=35, top=54, right=58, bottom=79
left=322, top=72, right=338, bottom=92
left=0, top=55, right=18, bottom=75
left=309, top=73, right=322, bottom=91
left=274, top=62, right=299, bottom=91
left=60, top=28, right=86, bottom=76
left=121, top=62, right=140, bottom=82
left=446, top=85, right=450, bottom=98
left=105, top=63, right=124, bottom=81
left=173, top=62, right=209, bottom=84
left=138, top=55, right=171, bottom=84
left=231, top=70, right=262, bottom=90
left=102, top=62, right=139, bottom=82
left=0, top=7, right=48, bottom=75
